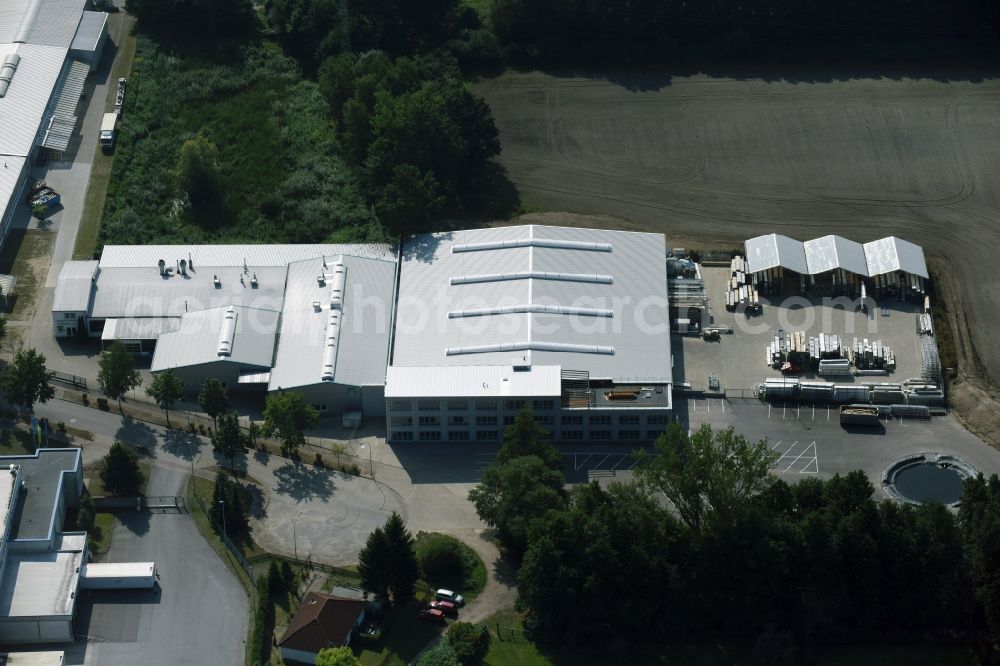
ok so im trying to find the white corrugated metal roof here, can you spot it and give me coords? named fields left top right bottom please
left=89, top=265, right=289, bottom=319
left=384, top=365, right=562, bottom=398
left=69, top=10, right=105, bottom=52
left=3, top=0, right=87, bottom=48
left=98, top=243, right=396, bottom=269
left=101, top=317, right=180, bottom=341
left=803, top=235, right=869, bottom=276
left=863, top=236, right=928, bottom=278
left=392, top=225, right=671, bottom=384
left=268, top=253, right=397, bottom=391
left=744, top=234, right=808, bottom=274
left=0, top=42, right=68, bottom=158
left=151, top=305, right=278, bottom=372
left=39, top=57, right=87, bottom=151
left=0, top=154, right=27, bottom=219
left=52, top=259, right=96, bottom=311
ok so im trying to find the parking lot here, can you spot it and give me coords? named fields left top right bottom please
left=676, top=265, right=925, bottom=392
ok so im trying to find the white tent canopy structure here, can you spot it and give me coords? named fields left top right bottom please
left=745, top=234, right=927, bottom=279
left=863, top=236, right=928, bottom=279
left=803, top=235, right=869, bottom=277
left=744, top=234, right=808, bottom=275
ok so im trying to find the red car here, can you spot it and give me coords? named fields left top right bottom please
left=429, top=600, right=458, bottom=616
left=418, top=608, right=446, bottom=623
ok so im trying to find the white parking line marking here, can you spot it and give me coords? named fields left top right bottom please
left=800, top=450, right=819, bottom=474
left=771, top=440, right=783, bottom=451
left=797, top=405, right=801, bottom=420
left=575, top=454, right=592, bottom=471
left=721, top=400, right=725, bottom=413
left=783, top=442, right=813, bottom=472
left=592, top=454, right=609, bottom=470
left=812, top=404, right=815, bottom=420
left=779, top=441, right=798, bottom=459
left=827, top=405, right=830, bottom=421
left=768, top=403, right=771, bottom=419
left=706, top=400, right=710, bottom=413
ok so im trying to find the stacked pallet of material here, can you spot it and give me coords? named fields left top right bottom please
left=726, top=256, right=761, bottom=313
left=852, top=337, right=895, bottom=371
left=916, top=313, right=934, bottom=336
left=800, top=381, right=835, bottom=401
left=905, top=385, right=945, bottom=406
left=818, top=359, right=851, bottom=376
left=833, top=384, right=870, bottom=403
left=763, top=377, right=799, bottom=399
left=871, top=383, right=905, bottom=403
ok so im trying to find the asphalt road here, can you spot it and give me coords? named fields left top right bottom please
left=66, top=467, right=248, bottom=666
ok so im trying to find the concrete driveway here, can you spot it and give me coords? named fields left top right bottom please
left=247, top=455, right=407, bottom=565
left=66, top=467, right=248, bottom=666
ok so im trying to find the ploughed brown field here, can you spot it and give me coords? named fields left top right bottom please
left=476, top=69, right=1000, bottom=383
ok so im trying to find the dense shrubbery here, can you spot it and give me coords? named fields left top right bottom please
left=97, top=40, right=380, bottom=251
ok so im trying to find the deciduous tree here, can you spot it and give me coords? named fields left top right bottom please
left=496, top=407, right=560, bottom=469
left=446, top=622, right=490, bottom=666
left=633, top=422, right=776, bottom=532
left=262, top=392, right=319, bottom=455
left=145, top=370, right=185, bottom=426
left=198, top=378, right=229, bottom=427
left=468, top=455, right=566, bottom=558
left=316, top=646, right=361, bottom=666
left=0, top=348, right=54, bottom=413
left=98, top=341, right=142, bottom=412
left=212, top=414, right=248, bottom=469
left=100, top=442, right=144, bottom=496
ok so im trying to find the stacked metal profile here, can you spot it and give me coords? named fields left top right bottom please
left=871, top=383, right=905, bottom=404
left=870, top=271, right=926, bottom=302
left=916, top=313, right=934, bottom=336
left=850, top=337, right=895, bottom=372
left=766, top=330, right=846, bottom=372
left=726, top=256, right=761, bottom=312
left=668, top=260, right=706, bottom=334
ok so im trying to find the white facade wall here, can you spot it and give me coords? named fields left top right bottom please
left=385, top=396, right=671, bottom=444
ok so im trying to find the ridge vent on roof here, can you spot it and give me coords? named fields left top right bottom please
left=217, top=307, right=237, bottom=357
left=446, top=341, right=614, bottom=356
left=452, top=238, right=612, bottom=253
left=450, top=271, right=612, bottom=286
left=321, top=310, right=342, bottom=382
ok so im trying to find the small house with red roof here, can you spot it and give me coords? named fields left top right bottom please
left=278, top=592, right=367, bottom=664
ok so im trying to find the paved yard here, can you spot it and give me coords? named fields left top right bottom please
left=66, top=467, right=249, bottom=666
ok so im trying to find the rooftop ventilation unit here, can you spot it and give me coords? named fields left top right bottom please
left=320, top=310, right=342, bottom=381
left=250, top=273, right=258, bottom=288
left=329, top=263, right=346, bottom=309
left=217, top=307, right=237, bottom=357
left=178, top=259, right=187, bottom=276
left=213, top=275, right=221, bottom=288
left=0, top=54, right=20, bottom=98
left=157, top=259, right=166, bottom=276
left=450, top=271, right=612, bottom=286
left=451, top=239, right=612, bottom=253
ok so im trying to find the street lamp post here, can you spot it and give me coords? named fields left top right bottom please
left=219, top=499, right=227, bottom=545
left=293, top=510, right=304, bottom=561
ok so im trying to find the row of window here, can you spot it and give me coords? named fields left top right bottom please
left=391, top=429, right=667, bottom=442
left=392, top=398, right=558, bottom=412
left=393, top=414, right=667, bottom=428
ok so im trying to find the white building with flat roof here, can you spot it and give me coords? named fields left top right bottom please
left=0, top=0, right=108, bottom=247
left=386, top=225, right=672, bottom=443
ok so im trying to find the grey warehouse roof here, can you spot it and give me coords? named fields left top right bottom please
left=392, top=225, right=671, bottom=384
left=268, top=252, right=398, bottom=391
left=51, top=259, right=96, bottom=311
left=69, top=10, right=105, bottom=52
left=151, top=305, right=279, bottom=373
left=97, top=243, right=396, bottom=269
left=0, top=0, right=87, bottom=48
left=863, top=236, right=928, bottom=279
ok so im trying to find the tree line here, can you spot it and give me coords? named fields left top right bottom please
left=120, top=0, right=507, bottom=241
left=471, top=409, right=1000, bottom=659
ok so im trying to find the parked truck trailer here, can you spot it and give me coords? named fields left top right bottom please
left=99, top=112, right=117, bottom=152
left=839, top=404, right=880, bottom=427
